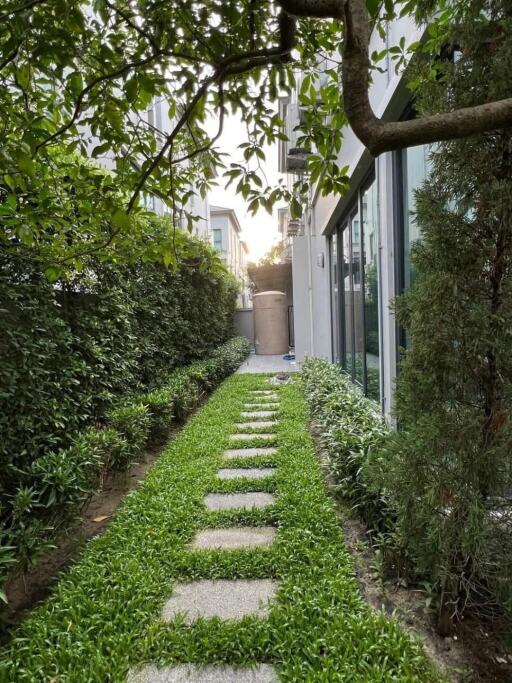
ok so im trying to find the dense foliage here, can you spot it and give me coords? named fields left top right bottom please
left=0, top=229, right=246, bottom=598
left=380, top=0, right=512, bottom=633
left=1, top=0, right=504, bottom=269
left=0, top=223, right=238, bottom=467
left=1, top=374, right=438, bottom=682
left=301, top=358, right=390, bottom=531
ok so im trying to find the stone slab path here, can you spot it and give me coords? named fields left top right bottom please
left=223, top=446, right=278, bottom=459
left=240, top=411, right=276, bottom=419
left=161, top=579, right=279, bottom=621
left=204, top=492, right=275, bottom=510
left=217, top=468, right=275, bottom=480
left=230, top=433, right=275, bottom=441
left=189, top=527, right=277, bottom=550
left=130, top=382, right=282, bottom=682
left=234, top=421, right=277, bottom=430
left=128, top=664, right=278, bottom=683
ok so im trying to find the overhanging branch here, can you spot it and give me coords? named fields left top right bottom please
left=341, top=0, right=512, bottom=155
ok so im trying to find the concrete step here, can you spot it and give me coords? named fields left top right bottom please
left=189, top=527, right=276, bottom=550
left=223, top=447, right=278, bottom=460
left=128, top=664, right=278, bottom=682
left=217, top=468, right=275, bottom=480
left=161, top=579, right=279, bottom=622
left=204, top=492, right=275, bottom=511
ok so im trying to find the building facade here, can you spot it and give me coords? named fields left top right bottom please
left=210, top=205, right=251, bottom=308
left=280, top=13, right=428, bottom=418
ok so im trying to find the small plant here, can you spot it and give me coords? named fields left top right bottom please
left=107, top=403, right=150, bottom=468
left=138, top=388, right=174, bottom=446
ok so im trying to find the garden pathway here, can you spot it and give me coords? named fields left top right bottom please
left=128, top=387, right=282, bottom=682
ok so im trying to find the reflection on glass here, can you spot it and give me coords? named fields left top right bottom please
left=362, top=179, right=380, bottom=402
left=351, top=210, right=364, bottom=386
left=342, top=227, right=354, bottom=377
left=330, top=235, right=340, bottom=364
left=402, top=144, right=429, bottom=291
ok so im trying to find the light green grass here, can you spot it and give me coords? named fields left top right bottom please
left=0, top=375, right=441, bottom=682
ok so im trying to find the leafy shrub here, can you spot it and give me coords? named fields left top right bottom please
left=165, top=371, right=201, bottom=423
left=301, top=358, right=390, bottom=531
left=138, top=388, right=174, bottom=446
left=0, top=337, right=250, bottom=596
left=79, top=428, right=129, bottom=478
left=107, top=404, right=150, bottom=468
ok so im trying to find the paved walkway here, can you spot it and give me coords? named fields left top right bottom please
left=129, top=388, right=281, bottom=682
left=236, top=354, right=298, bottom=374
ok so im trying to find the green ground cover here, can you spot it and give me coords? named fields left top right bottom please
left=1, top=375, right=440, bottom=682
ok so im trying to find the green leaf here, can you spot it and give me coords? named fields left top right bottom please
left=44, top=266, right=63, bottom=283
left=290, top=197, right=302, bottom=219
left=112, top=209, right=131, bottom=230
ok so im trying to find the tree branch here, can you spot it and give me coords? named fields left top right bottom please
left=341, top=0, right=512, bottom=155
left=0, top=0, right=49, bottom=22
left=126, top=11, right=296, bottom=212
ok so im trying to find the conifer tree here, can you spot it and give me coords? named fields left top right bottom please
left=381, top=0, right=512, bottom=634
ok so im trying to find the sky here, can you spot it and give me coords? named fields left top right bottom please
left=206, top=113, right=285, bottom=263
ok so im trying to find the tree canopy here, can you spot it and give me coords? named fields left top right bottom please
left=1, top=0, right=512, bottom=272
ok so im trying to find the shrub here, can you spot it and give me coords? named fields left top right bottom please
left=138, top=388, right=174, bottom=446
left=0, top=337, right=250, bottom=596
left=79, top=427, right=130, bottom=478
left=107, top=404, right=150, bottom=468
left=301, top=358, right=390, bottom=531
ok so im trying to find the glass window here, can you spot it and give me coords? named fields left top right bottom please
left=351, top=209, right=364, bottom=386
left=213, top=228, right=222, bottom=252
left=398, top=144, right=430, bottom=350
left=362, top=178, right=380, bottom=402
left=342, top=224, right=354, bottom=377
left=401, top=144, right=429, bottom=291
left=331, top=170, right=381, bottom=404
left=330, top=235, right=340, bottom=364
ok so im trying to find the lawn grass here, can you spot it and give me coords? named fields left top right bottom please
left=0, top=374, right=441, bottom=682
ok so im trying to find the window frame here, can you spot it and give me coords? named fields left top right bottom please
left=330, top=167, right=378, bottom=399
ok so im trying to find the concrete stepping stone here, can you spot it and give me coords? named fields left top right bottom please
left=240, top=411, right=276, bottom=419
left=249, top=390, right=276, bottom=395
left=234, top=421, right=277, bottom=430
left=189, top=526, right=276, bottom=549
left=243, top=404, right=279, bottom=410
left=204, top=492, right=275, bottom=511
left=217, top=468, right=275, bottom=480
left=128, top=663, right=278, bottom=683
left=231, top=433, right=275, bottom=441
left=161, top=579, right=279, bottom=622
left=223, top=447, right=277, bottom=460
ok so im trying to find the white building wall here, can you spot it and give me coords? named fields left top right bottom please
left=287, top=12, right=423, bottom=418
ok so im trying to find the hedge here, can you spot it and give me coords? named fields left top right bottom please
left=0, top=336, right=250, bottom=604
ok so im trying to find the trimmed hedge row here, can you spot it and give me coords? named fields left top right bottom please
left=0, top=336, right=250, bottom=603
left=301, top=358, right=391, bottom=532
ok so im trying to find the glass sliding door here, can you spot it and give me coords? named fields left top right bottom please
left=331, top=168, right=381, bottom=404
left=350, top=208, right=364, bottom=387
left=361, top=176, right=380, bottom=402
left=341, top=223, right=354, bottom=378
left=329, top=235, right=340, bottom=364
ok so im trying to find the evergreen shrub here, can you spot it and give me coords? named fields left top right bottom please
left=381, top=0, right=512, bottom=631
